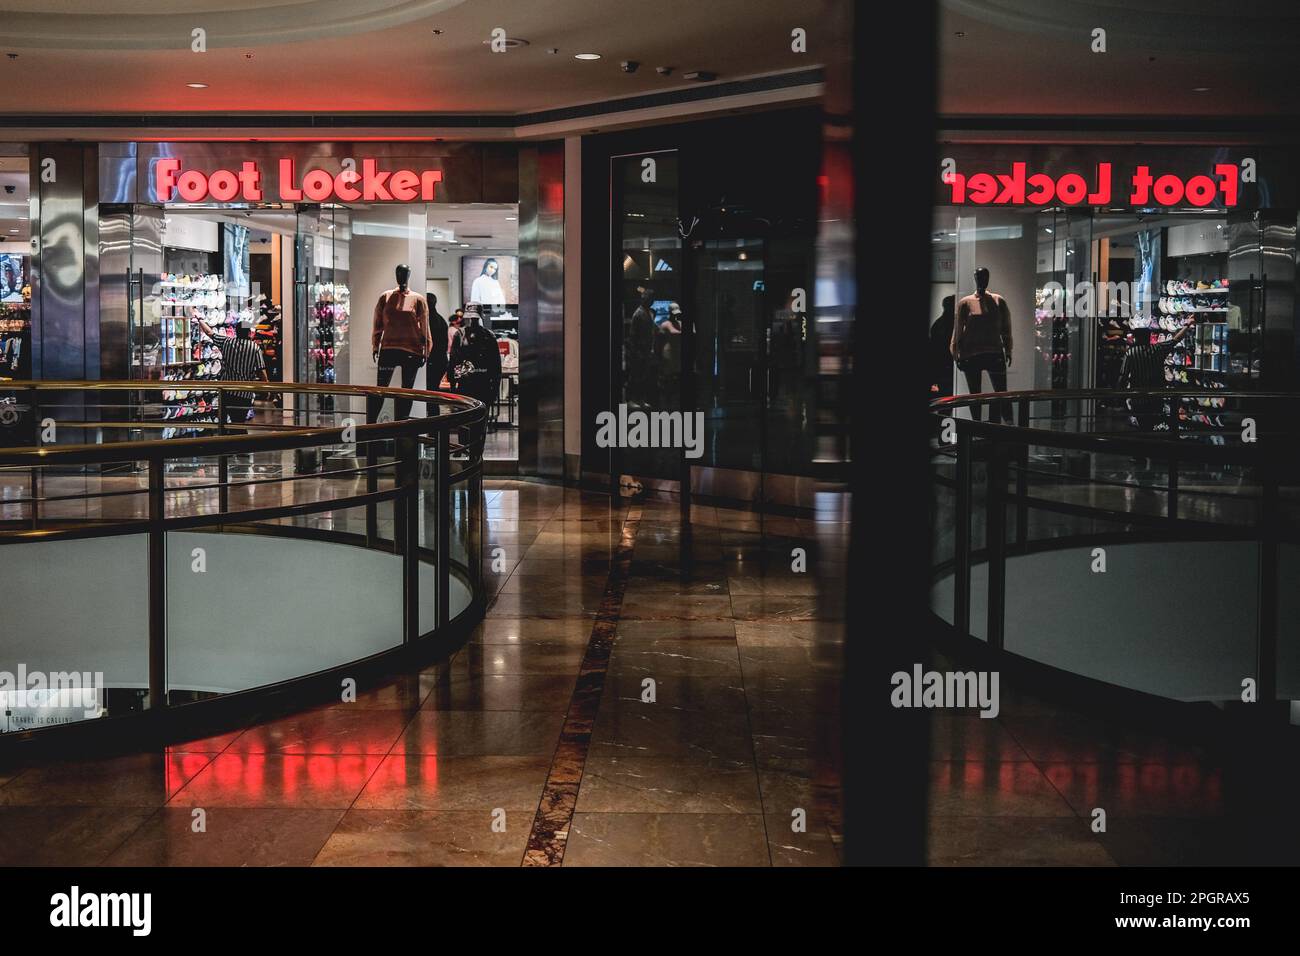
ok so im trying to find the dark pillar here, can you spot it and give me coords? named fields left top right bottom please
left=518, top=141, right=566, bottom=478
left=31, top=143, right=99, bottom=382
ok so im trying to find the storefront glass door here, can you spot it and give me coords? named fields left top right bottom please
left=294, top=205, right=351, bottom=416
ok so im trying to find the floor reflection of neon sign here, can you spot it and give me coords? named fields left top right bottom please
left=944, top=162, right=1238, bottom=208
left=154, top=158, right=443, bottom=203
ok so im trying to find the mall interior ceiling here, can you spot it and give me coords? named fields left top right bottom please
left=940, top=0, right=1300, bottom=122
left=0, top=0, right=821, bottom=117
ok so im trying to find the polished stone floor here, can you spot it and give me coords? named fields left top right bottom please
left=0, top=481, right=845, bottom=866
left=0, top=473, right=1270, bottom=866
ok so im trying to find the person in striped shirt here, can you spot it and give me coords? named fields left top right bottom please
left=197, top=317, right=268, bottom=426
left=1119, top=321, right=1191, bottom=428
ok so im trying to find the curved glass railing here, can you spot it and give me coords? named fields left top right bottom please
left=0, top=381, right=487, bottom=745
left=930, top=388, right=1300, bottom=712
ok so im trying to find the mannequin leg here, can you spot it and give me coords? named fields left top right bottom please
left=369, top=350, right=399, bottom=423
left=989, top=359, right=1010, bottom=422
left=963, top=362, right=985, bottom=422
left=394, top=353, right=421, bottom=420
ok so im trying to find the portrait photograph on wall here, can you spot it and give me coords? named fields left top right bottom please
left=462, top=254, right=518, bottom=306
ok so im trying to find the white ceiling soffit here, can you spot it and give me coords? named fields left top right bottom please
left=1, top=0, right=471, bottom=49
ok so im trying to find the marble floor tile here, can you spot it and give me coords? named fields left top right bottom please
left=576, top=756, right=761, bottom=814
left=0, top=753, right=213, bottom=808
left=0, top=806, right=157, bottom=865
left=619, top=594, right=736, bottom=621
left=394, top=711, right=566, bottom=756
left=565, top=812, right=770, bottom=866
left=599, top=673, right=748, bottom=713
left=105, top=807, right=344, bottom=866
left=471, top=617, right=595, bottom=646
left=312, top=809, right=528, bottom=866
left=223, top=707, right=412, bottom=755
left=353, top=754, right=551, bottom=812
left=590, top=707, right=753, bottom=761
left=167, top=753, right=385, bottom=809
left=1038, top=761, right=1225, bottom=818
left=929, top=761, right=1076, bottom=817
left=607, top=639, right=742, bottom=680
left=928, top=816, right=1115, bottom=867
left=422, top=673, right=577, bottom=712
left=766, top=817, right=841, bottom=867
left=441, top=642, right=589, bottom=678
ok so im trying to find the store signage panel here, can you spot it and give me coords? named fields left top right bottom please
left=152, top=157, right=443, bottom=203
left=945, top=162, right=1239, bottom=208
left=934, top=146, right=1287, bottom=211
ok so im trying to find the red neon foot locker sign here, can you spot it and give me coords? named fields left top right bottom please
left=155, top=157, right=444, bottom=203
left=944, top=161, right=1238, bottom=208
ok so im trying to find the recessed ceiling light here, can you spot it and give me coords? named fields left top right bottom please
left=186, top=82, right=208, bottom=89
left=574, top=53, right=601, bottom=60
left=505, top=216, right=516, bottom=221
left=1192, top=86, right=1210, bottom=92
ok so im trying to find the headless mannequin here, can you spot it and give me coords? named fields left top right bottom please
left=369, top=263, right=431, bottom=422
left=952, top=267, right=1012, bottom=422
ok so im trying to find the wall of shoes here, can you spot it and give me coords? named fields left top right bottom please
left=307, top=282, right=349, bottom=411
left=142, top=271, right=225, bottom=437
left=1158, top=249, right=1232, bottom=435
left=0, top=298, right=31, bottom=380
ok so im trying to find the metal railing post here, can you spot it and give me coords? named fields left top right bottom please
left=986, top=438, right=1007, bottom=651
left=365, top=425, right=379, bottom=548
left=1256, top=448, right=1279, bottom=717
left=436, top=427, right=451, bottom=629
left=148, top=453, right=167, bottom=712
left=217, top=388, right=229, bottom=518
left=954, top=427, right=972, bottom=635
left=1015, top=397, right=1030, bottom=548
left=398, top=433, right=420, bottom=644
left=1167, top=395, right=1179, bottom=519
left=28, top=386, right=39, bottom=531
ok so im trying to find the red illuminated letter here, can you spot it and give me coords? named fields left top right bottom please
left=420, top=169, right=443, bottom=200
left=238, top=161, right=263, bottom=201
left=334, top=169, right=361, bottom=202
left=177, top=169, right=209, bottom=202
left=947, top=172, right=966, bottom=203
left=155, top=157, right=182, bottom=202
left=1026, top=173, right=1054, bottom=204
left=1216, top=163, right=1238, bottom=206
left=389, top=170, right=419, bottom=201
left=1129, top=166, right=1153, bottom=205
left=208, top=168, right=240, bottom=202
left=279, top=158, right=303, bottom=200
left=362, top=159, right=392, bottom=201
left=1087, top=163, right=1112, bottom=204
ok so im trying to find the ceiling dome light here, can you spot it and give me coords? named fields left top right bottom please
left=574, top=53, right=601, bottom=60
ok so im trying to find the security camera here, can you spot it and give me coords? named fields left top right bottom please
left=621, top=60, right=639, bottom=73
left=3, top=185, right=14, bottom=194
